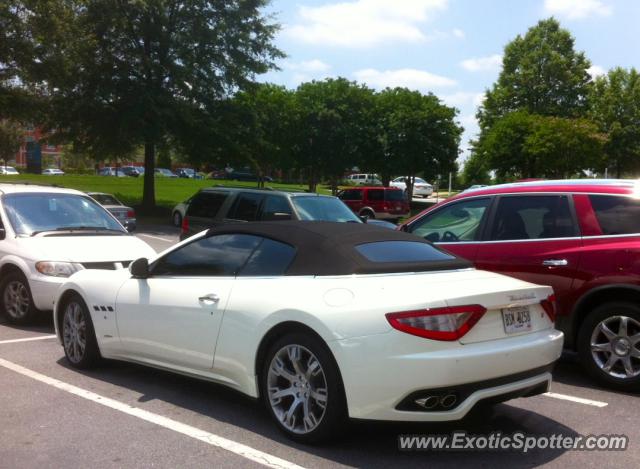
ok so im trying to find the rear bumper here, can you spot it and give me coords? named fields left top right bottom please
left=330, top=328, right=563, bottom=421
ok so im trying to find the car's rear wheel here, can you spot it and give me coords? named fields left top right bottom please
left=261, top=333, right=346, bottom=443
left=61, top=294, right=101, bottom=369
left=1, top=271, right=38, bottom=325
left=172, top=211, right=182, bottom=227
left=578, top=302, right=640, bottom=391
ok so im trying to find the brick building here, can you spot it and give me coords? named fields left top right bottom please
left=14, top=126, right=63, bottom=167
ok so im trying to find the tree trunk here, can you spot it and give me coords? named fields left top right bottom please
left=142, top=140, right=156, bottom=211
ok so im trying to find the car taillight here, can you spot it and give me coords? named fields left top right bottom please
left=540, top=294, right=556, bottom=322
left=126, top=210, right=135, bottom=218
left=386, top=305, right=486, bottom=341
left=181, top=215, right=189, bottom=234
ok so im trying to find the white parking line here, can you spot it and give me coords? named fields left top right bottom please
left=138, top=233, right=176, bottom=243
left=0, top=335, right=57, bottom=345
left=543, top=392, right=608, bottom=407
left=0, top=357, right=305, bottom=469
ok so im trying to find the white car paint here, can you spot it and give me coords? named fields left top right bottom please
left=0, top=184, right=156, bottom=312
left=54, top=231, right=563, bottom=422
left=390, top=177, right=434, bottom=197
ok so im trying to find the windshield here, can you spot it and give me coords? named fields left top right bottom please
left=90, top=194, right=121, bottom=206
left=3, top=193, right=126, bottom=236
left=292, top=196, right=361, bottom=223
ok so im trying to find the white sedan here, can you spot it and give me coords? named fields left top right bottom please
left=54, top=222, right=563, bottom=443
left=390, top=177, right=433, bottom=197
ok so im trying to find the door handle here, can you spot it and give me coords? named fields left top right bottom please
left=198, top=294, right=220, bottom=303
left=542, top=259, right=568, bottom=267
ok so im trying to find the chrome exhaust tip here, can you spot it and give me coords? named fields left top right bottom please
left=414, top=395, right=440, bottom=409
left=440, top=394, right=457, bottom=408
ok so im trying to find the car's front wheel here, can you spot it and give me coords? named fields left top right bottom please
left=578, top=302, right=640, bottom=391
left=61, top=294, right=101, bottom=369
left=0, top=271, right=37, bottom=325
left=261, top=333, right=346, bottom=443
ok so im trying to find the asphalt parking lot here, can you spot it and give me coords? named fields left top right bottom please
left=0, top=223, right=638, bottom=468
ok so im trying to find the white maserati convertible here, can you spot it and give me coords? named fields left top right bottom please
left=54, top=222, right=563, bottom=442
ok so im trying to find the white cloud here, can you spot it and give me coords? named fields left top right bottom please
left=282, top=59, right=331, bottom=73
left=441, top=92, right=485, bottom=108
left=285, top=0, right=449, bottom=48
left=460, top=54, right=502, bottom=72
left=543, top=0, right=612, bottom=20
left=587, top=65, right=606, bottom=78
left=452, top=28, right=465, bottom=39
left=353, top=68, right=456, bottom=91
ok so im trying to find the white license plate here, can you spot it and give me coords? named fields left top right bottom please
left=502, top=306, right=532, bottom=334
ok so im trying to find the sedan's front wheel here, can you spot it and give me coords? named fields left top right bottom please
left=61, top=295, right=100, bottom=369
left=262, top=333, right=346, bottom=443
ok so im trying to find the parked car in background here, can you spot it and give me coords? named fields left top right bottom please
left=120, top=166, right=141, bottom=177
left=345, top=173, right=381, bottom=186
left=399, top=179, right=640, bottom=390
left=228, top=171, right=273, bottom=182
left=0, top=166, right=20, bottom=175
left=87, top=192, right=136, bottom=231
left=54, top=221, right=562, bottom=442
left=0, top=184, right=155, bottom=325
left=98, top=167, right=127, bottom=177
left=338, top=186, right=410, bottom=222
left=181, top=187, right=372, bottom=239
left=42, top=168, right=64, bottom=175
left=172, top=196, right=192, bottom=227
left=176, top=168, right=203, bottom=179
left=390, top=177, right=433, bottom=197
left=155, top=168, right=177, bottom=178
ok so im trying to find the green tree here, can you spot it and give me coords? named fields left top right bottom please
left=232, top=84, right=299, bottom=186
left=477, top=111, right=604, bottom=179
left=295, top=78, right=377, bottom=193
left=461, top=151, right=491, bottom=186
left=590, top=67, right=640, bottom=177
left=0, top=120, right=23, bottom=165
left=479, top=18, right=592, bottom=130
left=2, top=0, right=283, bottom=209
left=377, top=88, right=462, bottom=198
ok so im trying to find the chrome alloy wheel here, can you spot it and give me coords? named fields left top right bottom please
left=63, top=302, right=87, bottom=364
left=267, top=344, right=328, bottom=434
left=591, top=315, right=640, bottom=379
left=3, top=280, right=30, bottom=320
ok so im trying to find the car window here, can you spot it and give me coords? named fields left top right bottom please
left=2, top=193, right=124, bottom=235
left=339, top=189, right=363, bottom=201
left=489, top=195, right=577, bottom=241
left=384, top=190, right=404, bottom=201
left=589, top=195, right=640, bottom=235
left=187, top=192, right=228, bottom=219
left=291, top=196, right=361, bottom=222
left=152, top=234, right=262, bottom=276
left=261, top=195, right=293, bottom=221
left=238, top=238, right=296, bottom=276
left=356, top=241, right=455, bottom=263
left=410, top=198, right=491, bottom=243
left=90, top=194, right=121, bottom=206
left=229, top=193, right=265, bottom=221
left=367, top=189, right=384, bottom=201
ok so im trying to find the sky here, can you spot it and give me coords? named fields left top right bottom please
left=259, top=0, right=640, bottom=161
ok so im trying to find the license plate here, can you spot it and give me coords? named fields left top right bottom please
left=502, top=306, right=532, bottom=334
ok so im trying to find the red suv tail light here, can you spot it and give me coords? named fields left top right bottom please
left=126, top=210, right=135, bottom=218
left=386, top=305, right=487, bottom=341
left=540, top=294, right=556, bottom=322
left=181, top=215, right=189, bottom=235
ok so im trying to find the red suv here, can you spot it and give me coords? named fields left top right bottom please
left=338, top=186, right=410, bottom=222
left=400, top=180, right=640, bottom=390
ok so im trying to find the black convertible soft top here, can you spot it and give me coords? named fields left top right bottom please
left=206, top=221, right=472, bottom=276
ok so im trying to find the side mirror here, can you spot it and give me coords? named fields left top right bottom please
left=0, top=228, right=5, bottom=240
left=129, top=258, right=149, bottom=279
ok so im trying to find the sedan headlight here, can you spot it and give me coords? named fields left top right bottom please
left=35, top=261, right=80, bottom=278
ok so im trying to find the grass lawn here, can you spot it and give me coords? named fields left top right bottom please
left=0, top=174, right=330, bottom=213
